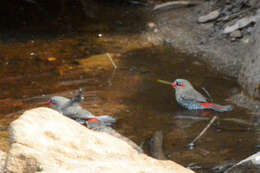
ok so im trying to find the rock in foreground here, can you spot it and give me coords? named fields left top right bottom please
left=0, top=150, right=7, bottom=172
left=5, top=107, right=194, bottom=173
left=225, top=151, right=260, bottom=173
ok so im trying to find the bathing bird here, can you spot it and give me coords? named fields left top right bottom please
left=46, top=92, right=115, bottom=127
left=171, top=79, right=232, bottom=112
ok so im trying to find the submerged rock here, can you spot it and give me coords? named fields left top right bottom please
left=5, top=107, right=194, bottom=173
left=77, top=53, right=117, bottom=73
left=149, top=131, right=167, bottom=160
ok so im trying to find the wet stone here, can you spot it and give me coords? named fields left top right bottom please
left=198, top=10, right=220, bottom=23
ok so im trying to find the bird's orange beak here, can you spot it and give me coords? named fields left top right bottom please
left=172, top=81, right=177, bottom=88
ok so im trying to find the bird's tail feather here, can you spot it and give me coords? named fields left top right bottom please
left=210, top=104, right=233, bottom=112
left=201, top=102, right=232, bottom=112
left=97, top=115, right=116, bottom=126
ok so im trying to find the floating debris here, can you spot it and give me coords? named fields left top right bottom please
left=188, top=116, right=218, bottom=149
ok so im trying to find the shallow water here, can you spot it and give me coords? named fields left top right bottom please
left=0, top=2, right=258, bottom=172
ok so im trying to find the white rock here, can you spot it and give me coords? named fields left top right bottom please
left=5, top=107, right=194, bottom=173
left=0, top=150, right=7, bottom=172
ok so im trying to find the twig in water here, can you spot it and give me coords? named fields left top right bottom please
left=201, top=87, right=213, bottom=102
left=107, top=68, right=117, bottom=86
left=106, top=53, right=117, bottom=69
left=157, top=79, right=172, bottom=85
left=188, top=116, right=217, bottom=149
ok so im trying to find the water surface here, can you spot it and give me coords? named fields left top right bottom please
left=0, top=2, right=257, bottom=172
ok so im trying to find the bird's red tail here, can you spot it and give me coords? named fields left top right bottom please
left=87, top=118, right=101, bottom=124
left=201, top=102, right=232, bottom=112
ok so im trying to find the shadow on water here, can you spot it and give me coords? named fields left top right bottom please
left=0, top=0, right=147, bottom=42
left=0, top=1, right=258, bottom=172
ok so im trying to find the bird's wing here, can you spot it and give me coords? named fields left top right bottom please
left=180, top=89, right=208, bottom=103
left=62, top=105, right=95, bottom=119
left=61, top=96, right=82, bottom=109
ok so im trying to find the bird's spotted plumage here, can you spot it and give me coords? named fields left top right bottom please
left=172, top=79, right=232, bottom=112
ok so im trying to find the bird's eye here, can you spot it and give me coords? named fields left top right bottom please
left=51, top=99, right=56, bottom=104
left=176, top=81, right=182, bottom=86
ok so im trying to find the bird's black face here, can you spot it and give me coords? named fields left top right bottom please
left=176, top=81, right=183, bottom=86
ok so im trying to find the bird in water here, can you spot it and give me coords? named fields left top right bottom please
left=171, top=79, right=232, bottom=112
left=46, top=90, right=116, bottom=127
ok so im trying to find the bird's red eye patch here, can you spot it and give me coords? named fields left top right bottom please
left=179, top=83, right=184, bottom=87
left=172, top=81, right=184, bottom=87
left=46, top=99, right=57, bottom=105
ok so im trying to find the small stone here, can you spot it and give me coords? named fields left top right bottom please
left=30, top=52, right=35, bottom=56
left=242, top=37, right=249, bottom=44
left=226, top=0, right=231, bottom=4
left=98, top=33, right=102, bottom=37
left=192, top=61, right=202, bottom=66
left=201, top=23, right=214, bottom=30
left=198, top=10, right=220, bottom=23
left=153, top=28, right=159, bottom=33
left=223, top=16, right=256, bottom=34
left=230, top=30, right=242, bottom=38
left=47, top=57, right=56, bottom=61
left=247, top=26, right=254, bottom=33
left=230, top=87, right=240, bottom=95
left=147, top=22, right=156, bottom=29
